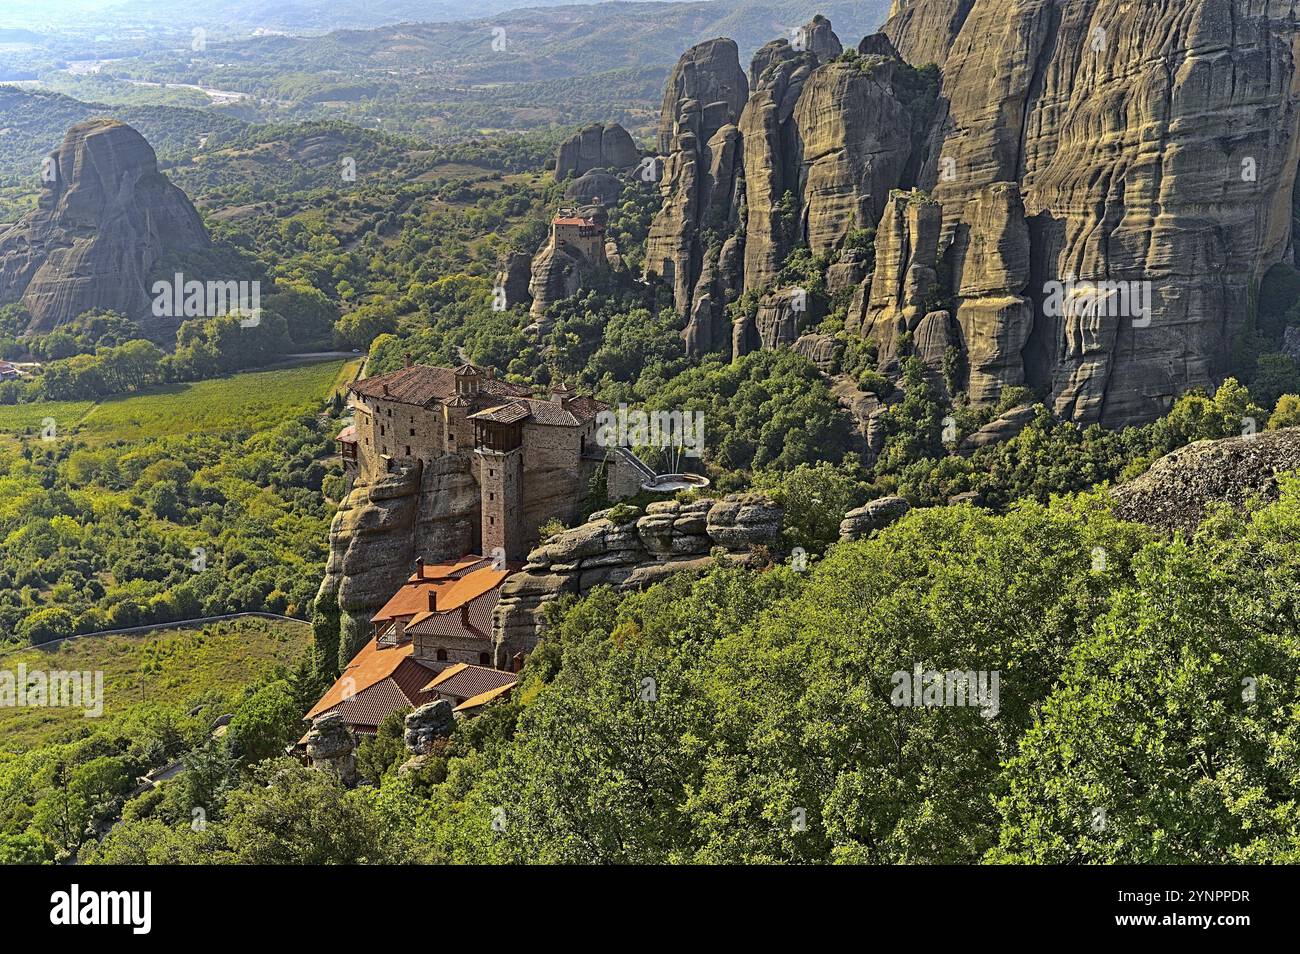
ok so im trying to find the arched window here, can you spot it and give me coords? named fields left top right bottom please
left=479, top=651, right=491, bottom=666
left=436, top=648, right=448, bottom=661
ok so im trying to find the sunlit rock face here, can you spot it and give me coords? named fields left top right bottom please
left=883, top=0, right=1300, bottom=427
left=0, top=119, right=210, bottom=333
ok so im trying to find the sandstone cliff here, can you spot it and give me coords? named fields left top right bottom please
left=644, top=4, right=1300, bottom=427
left=492, top=494, right=782, bottom=662
left=881, top=0, right=1300, bottom=426
left=0, top=119, right=210, bottom=333
left=555, top=122, right=639, bottom=179
left=316, top=458, right=480, bottom=665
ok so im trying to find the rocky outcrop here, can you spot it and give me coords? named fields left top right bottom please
left=850, top=189, right=942, bottom=369
left=404, top=700, right=456, bottom=754
left=839, top=495, right=910, bottom=541
left=881, top=0, right=1300, bottom=427
left=0, top=119, right=210, bottom=333
left=494, top=251, right=532, bottom=309
left=826, top=247, right=869, bottom=296
left=645, top=39, right=748, bottom=319
left=492, top=494, right=782, bottom=660
left=957, top=404, right=1038, bottom=455
left=753, top=287, right=807, bottom=351
left=555, top=122, right=639, bottom=179
left=796, top=14, right=843, bottom=61
left=1111, top=428, right=1300, bottom=533
left=656, top=38, right=749, bottom=156
left=315, top=458, right=479, bottom=667
left=791, top=56, right=913, bottom=261
left=527, top=242, right=592, bottom=331
left=737, top=46, right=815, bottom=293
left=304, top=712, right=357, bottom=786
left=793, top=332, right=844, bottom=373
left=564, top=170, right=623, bottom=206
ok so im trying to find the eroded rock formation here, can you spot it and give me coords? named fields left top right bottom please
left=492, top=494, right=782, bottom=660
left=304, top=712, right=358, bottom=786
left=882, top=0, right=1300, bottom=426
left=644, top=4, right=1300, bottom=427
left=1111, top=428, right=1300, bottom=533
left=555, top=122, right=639, bottom=179
left=316, top=459, right=479, bottom=665
left=0, top=119, right=210, bottom=333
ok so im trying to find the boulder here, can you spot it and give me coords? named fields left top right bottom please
left=839, top=495, right=910, bottom=541
left=304, top=712, right=357, bottom=786
left=404, top=700, right=455, bottom=754
left=1110, top=428, right=1300, bottom=533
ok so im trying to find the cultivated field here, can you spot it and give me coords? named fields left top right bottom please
left=0, top=359, right=358, bottom=444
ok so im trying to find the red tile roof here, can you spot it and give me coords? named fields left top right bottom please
left=422, top=663, right=518, bottom=698
left=351, top=364, right=531, bottom=407
left=305, top=638, right=437, bottom=726
left=371, top=559, right=508, bottom=625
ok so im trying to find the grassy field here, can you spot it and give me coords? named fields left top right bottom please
left=0, top=359, right=359, bottom=444
left=0, top=617, right=312, bottom=754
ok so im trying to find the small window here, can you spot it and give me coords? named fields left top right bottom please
left=410, top=428, right=415, bottom=436
left=436, top=648, right=448, bottom=661
left=489, top=516, right=495, bottom=525
left=404, top=446, right=411, bottom=456
left=489, top=492, right=495, bottom=501
left=479, top=652, right=491, bottom=666
left=380, top=425, right=385, bottom=435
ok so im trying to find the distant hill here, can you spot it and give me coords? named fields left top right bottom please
left=0, top=86, right=247, bottom=181
left=55, top=1, right=891, bottom=142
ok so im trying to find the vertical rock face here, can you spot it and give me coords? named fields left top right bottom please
left=851, top=189, right=943, bottom=369
left=316, top=458, right=480, bottom=664
left=555, top=122, right=639, bottom=179
left=494, top=251, right=533, bottom=309
left=792, top=57, right=914, bottom=260
left=645, top=39, right=749, bottom=324
left=656, top=38, right=750, bottom=155
left=882, top=0, right=1300, bottom=426
left=0, top=119, right=210, bottom=333
left=738, top=49, right=816, bottom=292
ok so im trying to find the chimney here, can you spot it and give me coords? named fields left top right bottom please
left=415, top=557, right=424, bottom=578
left=428, top=591, right=437, bottom=612
left=551, top=381, right=573, bottom=408
left=512, top=651, right=526, bottom=673
left=404, top=353, right=413, bottom=369
left=382, top=383, right=390, bottom=396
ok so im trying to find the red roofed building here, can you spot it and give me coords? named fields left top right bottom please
left=304, top=556, right=518, bottom=737
left=340, top=360, right=642, bottom=559
left=550, top=206, right=606, bottom=265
